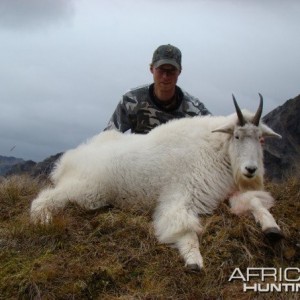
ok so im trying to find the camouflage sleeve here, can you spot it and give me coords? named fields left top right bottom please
left=181, top=90, right=212, bottom=116
left=103, top=96, right=132, bottom=132
left=193, top=99, right=211, bottom=116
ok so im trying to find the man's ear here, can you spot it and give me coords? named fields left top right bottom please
left=150, top=64, right=154, bottom=74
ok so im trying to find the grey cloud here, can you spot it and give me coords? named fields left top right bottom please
left=0, top=0, right=74, bottom=30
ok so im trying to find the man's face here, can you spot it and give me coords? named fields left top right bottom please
left=151, top=64, right=181, bottom=93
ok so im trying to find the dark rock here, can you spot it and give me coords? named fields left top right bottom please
left=263, top=94, right=300, bottom=181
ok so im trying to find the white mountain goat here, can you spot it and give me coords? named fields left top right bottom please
left=31, top=95, right=284, bottom=272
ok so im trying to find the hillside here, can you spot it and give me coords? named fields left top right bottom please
left=0, top=175, right=299, bottom=299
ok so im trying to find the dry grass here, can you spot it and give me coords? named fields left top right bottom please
left=0, top=175, right=299, bottom=299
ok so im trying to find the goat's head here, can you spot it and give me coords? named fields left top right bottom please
left=212, top=94, right=281, bottom=191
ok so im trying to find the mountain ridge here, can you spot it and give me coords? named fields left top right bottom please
left=0, top=155, right=25, bottom=176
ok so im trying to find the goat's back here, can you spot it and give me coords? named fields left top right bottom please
left=50, top=115, right=236, bottom=209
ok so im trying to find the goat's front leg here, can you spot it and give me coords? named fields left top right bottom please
left=229, top=191, right=284, bottom=242
left=175, top=231, right=203, bottom=272
left=153, top=189, right=204, bottom=271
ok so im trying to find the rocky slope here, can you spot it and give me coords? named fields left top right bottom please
left=263, top=94, right=300, bottom=181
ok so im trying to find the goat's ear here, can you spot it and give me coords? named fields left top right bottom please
left=261, top=124, right=282, bottom=139
left=212, top=124, right=234, bottom=135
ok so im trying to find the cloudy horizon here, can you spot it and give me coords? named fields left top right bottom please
left=1, top=0, right=299, bottom=162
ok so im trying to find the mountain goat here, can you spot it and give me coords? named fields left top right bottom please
left=31, top=95, right=283, bottom=272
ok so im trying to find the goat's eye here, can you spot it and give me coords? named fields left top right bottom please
left=235, top=135, right=239, bottom=140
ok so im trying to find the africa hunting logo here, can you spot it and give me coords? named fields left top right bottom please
left=229, top=267, right=300, bottom=292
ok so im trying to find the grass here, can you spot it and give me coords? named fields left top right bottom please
left=0, top=174, right=299, bottom=299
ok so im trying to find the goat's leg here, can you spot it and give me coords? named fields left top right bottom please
left=31, top=185, right=70, bottom=224
left=31, top=178, right=109, bottom=224
left=175, top=231, right=203, bottom=272
left=248, top=198, right=284, bottom=241
left=153, top=190, right=204, bottom=271
left=154, top=215, right=204, bottom=271
left=229, top=191, right=284, bottom=241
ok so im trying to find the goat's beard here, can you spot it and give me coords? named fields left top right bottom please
left=234, top=170, right=264, bottom=192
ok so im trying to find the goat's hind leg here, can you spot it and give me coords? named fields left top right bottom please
left=31, top=184, right=70, bottom=224
left=31, top=178, right=110, bottom=224
left=229, top=191, right=284, bottom=242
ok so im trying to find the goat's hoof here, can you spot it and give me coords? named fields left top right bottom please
left=186, top=264, right=202, bottom=273
left=264, top=227, right=284, bottom=243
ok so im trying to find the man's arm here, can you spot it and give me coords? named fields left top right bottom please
left=103, top=97, right=133, bottom=132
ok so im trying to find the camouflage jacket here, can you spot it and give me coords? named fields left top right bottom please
left=104, top=83, right=211, bottom=133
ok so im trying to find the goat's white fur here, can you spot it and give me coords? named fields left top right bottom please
left=31, top=109, right=282, bottom=270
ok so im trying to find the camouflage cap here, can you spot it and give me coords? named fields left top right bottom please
left=152, top=44, right=182, bottom=70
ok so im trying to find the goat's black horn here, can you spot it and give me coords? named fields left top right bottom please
left=232, top=94, right=245, bottom=126
left=252, top=93, right=263, bottom=126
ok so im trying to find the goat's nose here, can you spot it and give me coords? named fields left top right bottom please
left=245, top=166, right=257, bottom=174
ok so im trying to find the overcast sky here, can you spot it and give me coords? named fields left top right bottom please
left=1, top=0, right=299, bottom=162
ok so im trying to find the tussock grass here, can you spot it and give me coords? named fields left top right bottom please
left=0, top=175, right=299, bottom=299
